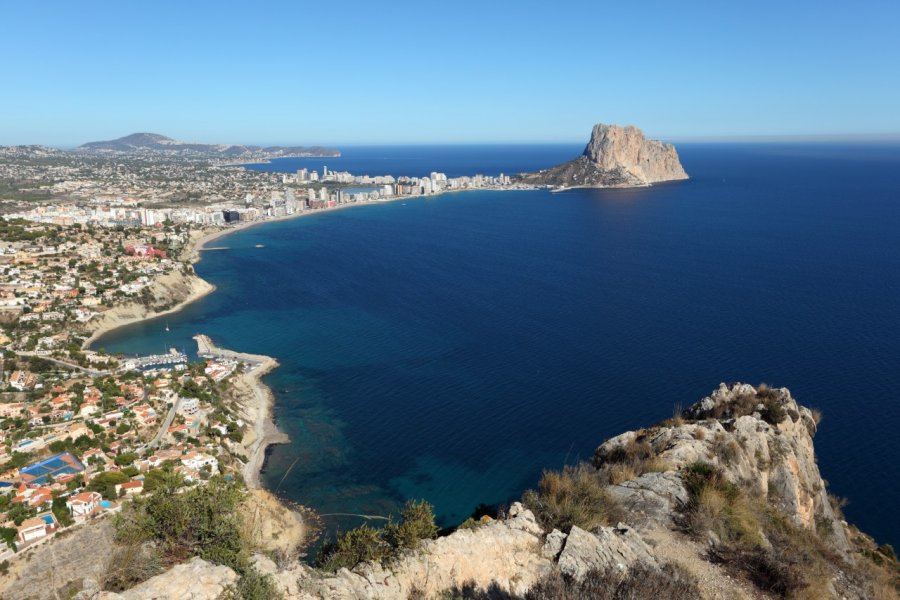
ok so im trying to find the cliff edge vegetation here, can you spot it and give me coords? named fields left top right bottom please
left=9, top=383, right=898, bottom=600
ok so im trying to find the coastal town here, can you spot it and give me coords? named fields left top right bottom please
left=1, top=144, right=525, bottom=227
left=0, top=143, right=526, bottom=573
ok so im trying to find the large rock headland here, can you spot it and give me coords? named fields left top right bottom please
left=517, top=122, right=688, bottom=188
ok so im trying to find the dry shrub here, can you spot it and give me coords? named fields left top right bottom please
left=828, top=493, right=848, bottom=521
left=522, top=463, right=623, bottom=532
left=642, top=456, right=672, bottom=474
left=659, top=402, right=685, bottom=428
left=713, top=433, right=742, bottom=465
left=596, top=438, right=654, bottom=466
left=604, top=454, right=672, bottom=485
left=606, top=463, right=638, bottom=486
left=665, top=414, right=685, bottom=427
left=524, top=562, right=700, bottom=600
left=760, top=397, right=787, bottom=426
left=854, top=557, right=900, bottom=600
left=101, top=541, right=163, bottom=592
left=710, top=508, right=839, bottom=600
left=407, top=584, right=428, bottom=600
left=756, top=383, right=777, bottom=399
left=710, top=544, right=813, bottom=598
left=594, top=435, right=672, bottom=485
left=688, top=484, right=726, bottom=536
left=691, top=391, right=759, bottom=421
left=693, top=427, right=707, bottom=441
left=682, top=462, right=761, bottom=547
left=810, top=408, right=823, bottom=425
left=690, top=484, right=761, bottom=547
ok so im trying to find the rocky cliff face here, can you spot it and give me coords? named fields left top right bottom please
left=518, top=123, right=688, bottom=188
left=598, top=383, right=850, bottom=551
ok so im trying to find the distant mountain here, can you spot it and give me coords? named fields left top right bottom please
left=76, top=132, right=341, bottom=158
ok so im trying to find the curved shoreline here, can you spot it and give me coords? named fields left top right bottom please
left=84, top=184, right=534, bottom=350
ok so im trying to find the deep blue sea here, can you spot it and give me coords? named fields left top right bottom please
left=94, top=143, right=900, bottom=547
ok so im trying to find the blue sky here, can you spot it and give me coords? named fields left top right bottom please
left=2, top=1, right=899, bottom=146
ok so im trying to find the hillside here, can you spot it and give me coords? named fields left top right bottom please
left=76, top=132, right=341, bottom=158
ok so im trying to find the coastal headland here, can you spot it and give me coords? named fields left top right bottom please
left=517, top=123, right=689, bottom=188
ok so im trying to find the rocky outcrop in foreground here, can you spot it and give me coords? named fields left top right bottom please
left=29, top=383, right=897, bottom=600
left=518, top=123, right=688, bottom=188
left=77, top=557, right=238, bottom=600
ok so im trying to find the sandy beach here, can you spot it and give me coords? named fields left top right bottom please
left=80, top=269, right=215, bottom=351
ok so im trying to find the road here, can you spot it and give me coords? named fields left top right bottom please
left=143, top=396, right=182, bottom=451
left=17, top=352, right=112, bottom=377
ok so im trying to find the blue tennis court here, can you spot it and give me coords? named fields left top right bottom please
left=20, top=452, right=84, bottom=484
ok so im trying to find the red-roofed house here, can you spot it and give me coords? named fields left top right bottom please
left=66, top=491, right=101, bottom=518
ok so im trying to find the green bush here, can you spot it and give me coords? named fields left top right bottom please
left=113, top=476, right=281, bottom=599
left=317, top=499, right=441, bottom=572
left=223, top=566, right=281, bottom=600
left=0, top=527, right=17, bottom=552
left=52, top=496, right=74, bottom=527
left=114, top=452, right=138, bottom=466
left=385, top=500, right=439, bottom=550
left=316, top=524, right=391, bottom=572
left=87, top=470, right=130, bottom=500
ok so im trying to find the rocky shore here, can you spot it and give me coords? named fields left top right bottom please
left=193, top=334, right=287, bottom=489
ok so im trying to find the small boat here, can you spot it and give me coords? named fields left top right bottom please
left=255, top=244, right=265, bottom=248
left=165, top=322, right=170, bottom=332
